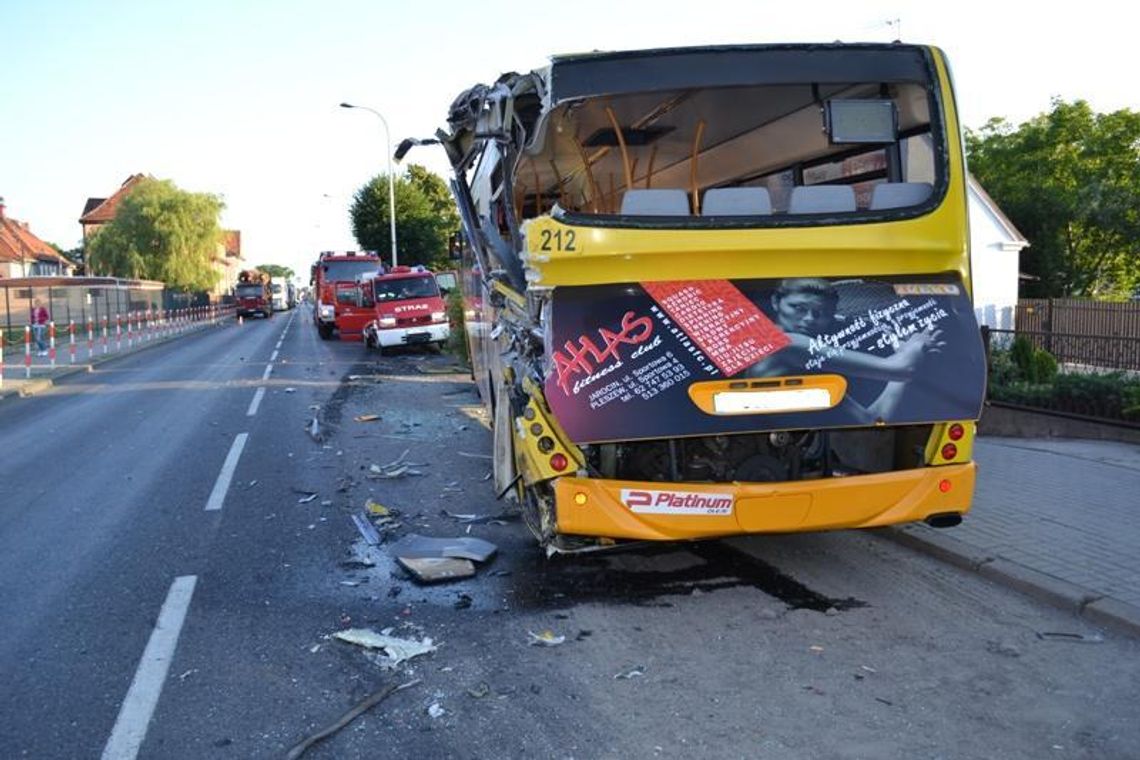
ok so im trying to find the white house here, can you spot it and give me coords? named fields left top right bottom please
left=967, top=176, right=1028, bottom=330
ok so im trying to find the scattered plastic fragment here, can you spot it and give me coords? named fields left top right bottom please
left=365, top=499, right=390, bottom=516
left=398, top=557, right=476, bottom=583
left=614, top=666, right=646, bottom=680
left=332, top=629, right=437, bottom=666
left=307, top=417, right=322, bottom=441
left=467, top=683, right=490, bottom=699
left=389, top=534, right=497, bottom=562
left=354, top=414, right=381, bottom=422
left=297, top=493, right=318, bottom=504
left=454, top=593, right=473, bottom=609
left=427, top=703, right=445, bottom=719
left=284, top=387, right=296, bottom=393
left=351, top=513, right=382, bottom=546
left=809, top=646, right=825, bottom=653
left=527, top=630, right=566, bottom=647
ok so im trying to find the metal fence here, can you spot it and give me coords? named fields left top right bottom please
left=1018, top=299, right=1140, bottom=339
left=0, top=277, right=209, bottom=346
left=1009, top=299, right=1140, bottom=371
left=988, top=327, right=1140, bottom=372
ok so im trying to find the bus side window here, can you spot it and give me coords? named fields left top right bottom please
left=869, top=182, right=932, bottom=210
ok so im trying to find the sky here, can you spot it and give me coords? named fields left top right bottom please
left=1, top=0, right=1133, bottom=282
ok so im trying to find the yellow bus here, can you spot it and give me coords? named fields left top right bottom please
left=427, top=43, right=985, bottom=552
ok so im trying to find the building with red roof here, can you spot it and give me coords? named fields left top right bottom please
left=0, top=198, right=74, bottom=278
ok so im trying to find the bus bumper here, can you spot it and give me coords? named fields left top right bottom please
left=553, top=463, right=975, bottom=541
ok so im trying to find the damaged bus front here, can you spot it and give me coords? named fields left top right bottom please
left=430, top=44, right=986, bottom=552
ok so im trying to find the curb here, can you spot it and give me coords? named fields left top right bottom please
left=878, top=525, right=1140, bottom=639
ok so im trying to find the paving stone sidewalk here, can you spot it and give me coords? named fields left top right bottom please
left=892, top=436, right=1140, bottom=635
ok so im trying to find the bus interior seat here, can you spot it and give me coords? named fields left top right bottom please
left=620, top=188, right=691, bottom=216
left=787, top=185, right=857, bottom=214
left=869, top=181, right=933, bottom=209
left=702, top=187, right=772, bottom=216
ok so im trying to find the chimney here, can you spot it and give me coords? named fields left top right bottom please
left=0, top=196, right=6, bottom=220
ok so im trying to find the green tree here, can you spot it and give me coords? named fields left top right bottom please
left=257, top=264, right=295, bottom=279
left=87, top=178, right=225, bottom=290
left=350, top=164, right=459, bottom=269
left=966, top=99, right=1140, bottom=298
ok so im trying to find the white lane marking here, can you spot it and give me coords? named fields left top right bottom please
left=262, top=364, right=272, bottom=380
left=101, top=575, right=198, bottom=760
left=270, top=350, right=279, bottom=362
left=205, top=433, right=248, bottom=511
left=247, top=387, right=266, bottom=417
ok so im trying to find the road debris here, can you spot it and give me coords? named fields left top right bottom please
left=284, top=678, right=421, bottom=760
left=297, top=493, right=318, bottom=504
left=1035, top=631, right=1105, bottom=644
left=427, top=702, right=445, bottom=719
left=458, top=451, right=493, bottom=460
left=398, top=557, right=476, bottom=583
left=351, top=513, right=383, bottom=546
left=354, top=414, right=381, bottom=422
left=368, top=450, right=428, bottom=479
left=440, top=509, right=518, bottom=525
left=614, top=665, right=646, bottom=680
left=332, top=629, right=437, bottom=666
left=454, top=593, right=473, bottom=609
left=467, top=683, right=491, bottom=699
left=527, top=630, right=566, bottom=647
left=389, top=534, right=497, bottom=562
left=284, top=387, right=296, bottom=393
left=365, top=499, right=391, bottom=516
left=306, top=417, right=322, bottom=442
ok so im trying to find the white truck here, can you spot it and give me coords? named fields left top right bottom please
left=270, top=277, right=289, bottom=312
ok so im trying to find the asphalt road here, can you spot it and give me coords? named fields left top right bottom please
left=0, top=307, right=1137, bottom=760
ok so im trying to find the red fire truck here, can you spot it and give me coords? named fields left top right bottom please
left=234, top=269, right=273, bottom=319
left=310, top=251, right=383, bottom=340
left=357, top=266, right=451, bottom=352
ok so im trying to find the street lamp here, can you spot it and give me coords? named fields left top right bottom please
left=340, top=102, right=398, bottom=267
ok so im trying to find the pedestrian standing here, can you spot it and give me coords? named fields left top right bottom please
left=31, top=299, right=50, bottom=356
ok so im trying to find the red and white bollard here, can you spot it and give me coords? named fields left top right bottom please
left=49, top=321, right=57, bottom=368
left=87, top=318, right=95, bottom=359
left=69, top=319, right=76, bottom=364
left=102, top=316, right=109, bottom=354
left=24, top=325, right=31, bottom=378
left=116, top=314, right=122, bottom=352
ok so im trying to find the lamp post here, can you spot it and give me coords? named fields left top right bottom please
left=340, top=102, right=398, bottom=267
